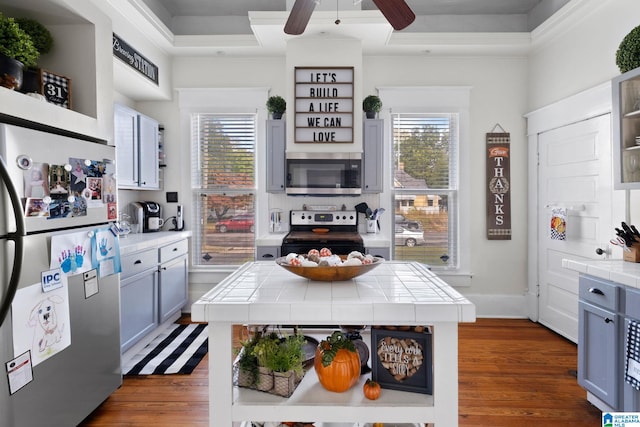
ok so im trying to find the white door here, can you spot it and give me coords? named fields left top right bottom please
left=537, top=113, right=619, bottom=342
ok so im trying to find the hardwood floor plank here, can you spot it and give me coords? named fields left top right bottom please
left=79, top=318, right=602, bottom=426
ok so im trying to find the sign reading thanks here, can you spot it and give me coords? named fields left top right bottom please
left=294, top=67, right=354, bottom=143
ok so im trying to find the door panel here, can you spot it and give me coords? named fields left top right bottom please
left=537, top=114, right=616, bottom=342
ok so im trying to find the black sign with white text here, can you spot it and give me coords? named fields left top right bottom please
left=112, top=33, right=159, bottom=85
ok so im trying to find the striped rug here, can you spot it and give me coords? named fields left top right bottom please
left=123, top=323, right=208, bottom=375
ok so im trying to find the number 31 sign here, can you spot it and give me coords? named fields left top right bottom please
left=41, top=70, right=72, bottom=110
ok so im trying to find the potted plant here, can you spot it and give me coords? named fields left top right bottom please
left=363, top=95, right=382, bottom=119
left=14, top=17, right=54, bottom=94
left=617, top=24, right=640, bottom=74
left=314, top=330, right=360, bottom=393
left=0, top=12, right=39, bottom=90
left=266, top=95, right=286, bottom=119
left=265, top=333, right=305, bottom=397
left=236, top=333, right=261, bottom=388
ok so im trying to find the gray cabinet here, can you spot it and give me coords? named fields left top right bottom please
left=366, top=246, right=390, bottom=260
left=159, top=239, right=189, bottom=323
left=266, top=120, right=286, bottom=192
left=120, top=238, right=189, bottom=353
left=115, top=104, right=160, bottom=190
left=613, top=66, right=640, bottom=189
left=578, top=274, right=622, bottom=409
left=624, top=287, right=640, bottom=410
left=363, top=119, right=383, bottom=193
left=256, top=245, right=280, bottom=260
left=120, top=248, right=159, bottom=353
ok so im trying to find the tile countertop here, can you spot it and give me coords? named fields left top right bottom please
left=118, top=230, right=192, bottom=255
left=191, top=260, right=476, bottom=324
left=562, top=258, right=640, bottom=288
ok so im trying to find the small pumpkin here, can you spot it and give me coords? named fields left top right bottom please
left=363, top=378, right=381, bottom=400
left=314, top=331, right=360, bottom=393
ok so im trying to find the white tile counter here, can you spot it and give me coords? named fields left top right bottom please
left=192, top=261, right=475, bottom=427
left=562, top=259, right=640, bottom=288
left=118, top=230, right=192, bottom=255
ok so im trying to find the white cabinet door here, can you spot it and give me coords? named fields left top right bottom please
left=114, top=104, right=138, bottom=188
left=138, top=113, right=160, bottom=189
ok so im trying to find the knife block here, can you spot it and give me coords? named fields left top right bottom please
left=624, top=244, right=640, bottom=263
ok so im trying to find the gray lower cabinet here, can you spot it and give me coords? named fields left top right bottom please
left=256, top=245, right=280, bottom=260
left=366, top=246, right=390, bottom=260
left=120, top=248, right=159, bottom=353
left=577, top=274, right=622, bottom=410
left=624, top=287, right=640, bottom=410
left=159, top=252, right=189, bottom=323
left=120, top=238, right=189, bottom=353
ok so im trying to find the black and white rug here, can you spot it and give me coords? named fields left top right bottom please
left=123, top=323, right=208, bottom=375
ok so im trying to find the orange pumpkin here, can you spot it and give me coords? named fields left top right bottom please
left=363, top=378, right=381, bottom=400
left=314, top=346, right=360, bottom=392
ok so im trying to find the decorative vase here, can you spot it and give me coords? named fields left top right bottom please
left=272, top=370, right=296, bottom=397
left=365, top=111, right=376, bottom=119
left=0, top=53, right=24, bottom=90
left=20, top=67, right=41, bottom=94
left=272, top=112, right=283, bottom=120
left=256, top=366, right=273, bottom=391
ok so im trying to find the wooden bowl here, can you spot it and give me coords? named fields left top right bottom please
left=275, top=256, right=383, bottom=281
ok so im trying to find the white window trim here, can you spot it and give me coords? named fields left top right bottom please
left=178, top=87, right=269, bottom=271
left=378, top=86, right=471, bottom=278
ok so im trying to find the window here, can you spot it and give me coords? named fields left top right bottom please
left=392, top=113, right=458, bottom=269
left=191, top=114, right=256, bottom=266
left=378, top=86, right=470, bottom=278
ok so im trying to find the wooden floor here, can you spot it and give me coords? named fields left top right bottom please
left=79, top=318, right=602, bottom=427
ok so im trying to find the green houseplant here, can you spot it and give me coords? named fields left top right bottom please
left=363, top=95, right=382, bottom=119
left=14, top=17, right=54, bottom=94
left=266, top=95, right=286, bottom=119
left=617, top=24, right=640, bottom=74
left=0, top=12, right=39, bottom=90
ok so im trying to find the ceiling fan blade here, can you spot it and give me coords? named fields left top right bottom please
left=284, top=0, right=317, bottom=35
left=372, top=0, right=416, bottom=31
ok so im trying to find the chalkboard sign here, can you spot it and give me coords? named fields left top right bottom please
left=41, top=70, right=72, bottom=109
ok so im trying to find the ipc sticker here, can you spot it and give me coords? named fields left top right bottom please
left=604, top=413, right=640, bottom=426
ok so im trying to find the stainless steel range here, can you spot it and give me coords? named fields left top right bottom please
left=281, top=210, right=364, bottom=255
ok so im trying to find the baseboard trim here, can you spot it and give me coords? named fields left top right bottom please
left=463, top=293, right=528, bottom=318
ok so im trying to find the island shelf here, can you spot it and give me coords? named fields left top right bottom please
left=192, top=261, right=475, bottom=427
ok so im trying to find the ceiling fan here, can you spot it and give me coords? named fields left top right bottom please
left=284, top=0, right=416, bottom=35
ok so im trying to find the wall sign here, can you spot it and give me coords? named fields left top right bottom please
left=294, top=67, right=353, bottom=143
left=112, top=33, right=159, bottom=85
left=486, top=125, right=512, bottom=240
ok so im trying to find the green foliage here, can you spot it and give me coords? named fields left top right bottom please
left=363, top=95, right=382, bottom=113
left=15, top=17, right=53, bottom=55
left=266, top=95, right=286, bottom=113
left=0, top=12, right=39, bottom=67
left=252, top=332, right=305, bottom=375
left=394, top=123, right=450, bottom=188
left=318, top=331, right=356, bottom=367
left=617, top=25, right=640, bottom=74
left=237, top=333, right=261, bottom=386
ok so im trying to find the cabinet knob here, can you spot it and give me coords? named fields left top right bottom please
left=134, top=260, right=143, bottom=265
left=595, top=247, right=606, bottom=255
left=605, top=318, right=614, bottom=324
left=588, top=287, right=604, bottom=295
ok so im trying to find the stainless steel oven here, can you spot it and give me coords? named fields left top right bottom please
left=281, top=210, right=364, bottom=255
left=285, top=152, right=361, bottom=195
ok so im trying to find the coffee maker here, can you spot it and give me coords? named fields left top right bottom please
left=132, top=201, right=163, bottom=232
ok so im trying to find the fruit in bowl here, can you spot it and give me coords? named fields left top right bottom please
left=276, top=249, right=383, bottom=281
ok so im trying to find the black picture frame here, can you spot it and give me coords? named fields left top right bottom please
left=370, top=327, right=432, bottom=395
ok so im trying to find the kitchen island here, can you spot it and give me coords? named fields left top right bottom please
left=191, top=261, right=475, bottom=427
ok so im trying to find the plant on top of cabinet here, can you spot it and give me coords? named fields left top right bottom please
left=14, top=17, right=55, bottom=95
left=267, top=95, right=286, bottom=119
left=0, top=12, right=39, bottom=90
left=617, top=24, right=640, bottom=74
left=363, top=95, right=382, bottom=119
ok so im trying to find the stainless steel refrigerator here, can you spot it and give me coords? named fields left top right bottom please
left=0, top=123, right=122, bottom=426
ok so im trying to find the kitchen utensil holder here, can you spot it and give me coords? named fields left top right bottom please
left=624, top=243, right=640, bottom=263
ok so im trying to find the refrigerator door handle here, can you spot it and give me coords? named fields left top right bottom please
left=0, top=154, right=26, bottom=327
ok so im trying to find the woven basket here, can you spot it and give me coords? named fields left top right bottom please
left=272, top=370, right=297, bottom=397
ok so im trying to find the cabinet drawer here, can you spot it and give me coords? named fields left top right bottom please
left=579, top=274, right=620, bottom=311
left=160, top=239, right=189, bottom=263
left=121, top=248, right=158, bottom=279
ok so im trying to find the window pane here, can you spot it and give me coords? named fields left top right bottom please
left=192, top=113, right=257, bottom=266
left=197, top=193, right=255, bottom=265
left=394, top=194, right=452, bottom=267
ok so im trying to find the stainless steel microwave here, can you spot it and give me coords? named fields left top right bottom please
left=285, top=152, right=362, bottom=195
